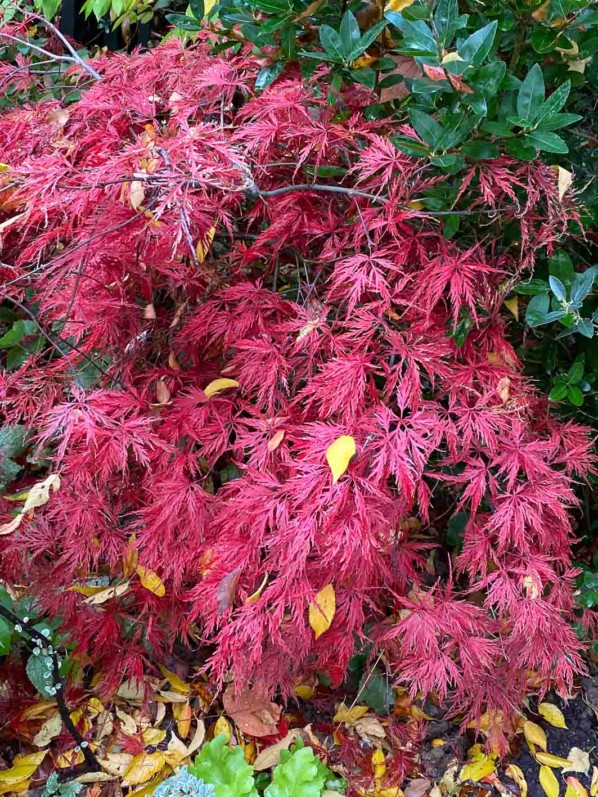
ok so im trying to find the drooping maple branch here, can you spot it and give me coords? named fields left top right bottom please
left=0, top=602, right=101, bottom=772
left=0, top=14, right=102, bottom=83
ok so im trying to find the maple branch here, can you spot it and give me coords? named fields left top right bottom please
left=0, top=602, right=101, bottom=772
left=248, top=183, right=389, bottom=204
left=0, top=25, right=102, bottom=82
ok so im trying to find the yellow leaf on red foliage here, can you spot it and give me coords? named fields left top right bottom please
left=326, top=435, right=356, bottom=483
left=136, top=565, right=165, bottom=597
left=204, top=378, right=239, bottom=399
left=524, top=720, right=547, bottom=751
left=309, top=584, right=336, bottom=639
left=196, top=226, right=216, bottom=263
left=122, top=752, right=167, bottom=787
left=540, top=766, right=560, bottom=797
left=372, top=748, right=386, bottom=782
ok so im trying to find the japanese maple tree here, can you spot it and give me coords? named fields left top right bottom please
left=0, top=28, right=594, bottom=749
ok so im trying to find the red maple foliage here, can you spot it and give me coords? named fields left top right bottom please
left=0, top=36, right=594, bottom=745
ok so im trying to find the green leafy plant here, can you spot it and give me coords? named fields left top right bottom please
left=185, top=736, right=343, bottom=797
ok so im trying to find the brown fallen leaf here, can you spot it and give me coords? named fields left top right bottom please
left=253, top=730, right=302, bottom=771
left=222, top=684, right=282, bottom=737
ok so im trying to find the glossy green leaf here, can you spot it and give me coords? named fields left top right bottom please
left=459, top=20, right=497, bottom=67
left=525, top=130, right=568, bottom=153
left=517, top=63, right=545, bottom=123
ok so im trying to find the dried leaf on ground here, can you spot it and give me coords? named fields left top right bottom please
left=222, top=684, right=281, bottom=737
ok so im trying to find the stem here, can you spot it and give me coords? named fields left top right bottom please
left=0, top=603, right=101, bottom=772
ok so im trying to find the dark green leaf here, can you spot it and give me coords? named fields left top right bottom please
left=571, top=267, right=597, bottom=304
left=459, top=20, right=497, bottom=67
left=469, top=60, right=506, bottom=98
left=572, top=318, right=595, bottom=338
left=549, top=251, right=575, bottom=283
left=408, top=108, right=443, bottom=148
left=189, top=0, right=204, bottom=19
left=320, top=25, right=345, bottom=61
left=462, top=140, right=499, bottom=159
left=390, top=135, right=430, bottom=157
left=0, top=320, right=37, bottom=349
left=525, top=131, right=568, bottom=153
left=504, top=138, right=537, bottom=160
left=434, top=0, right=459, bottom=46
left=567, top=384, right=584, bottom=405
left=526, top=293, right=550, bottom=326
left=359, top=671, right=394, bottom=714
left=384, top=12, right=437, bottom=54
left=348, top=19, right=387, bottom=59
left=536, top=113, right=583, bottom=131
left=340, top=11, right=361, bottom=56
left=517, top=63, right=545, bottom=123
left=567, top=360, right=584, bottom=383
left=549, top=382, right=568, bottom=401
left=516, top=278, right=549, bottom=295
left=549, top=275, right=567, bottom=302
left=255, top=61, right=285, bottom=90
left=350, top=66, right=377, bottom=89
left=535, top=80, right=570, bottom=125
left=165, top=12, right=202, bottom=28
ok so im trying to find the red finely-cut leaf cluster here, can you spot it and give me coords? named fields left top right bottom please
left=0, top=36, right=594, bottom=746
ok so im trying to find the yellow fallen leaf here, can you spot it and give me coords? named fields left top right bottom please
left=122, top=752, right=167, bottom=787
left=294, top=684, right=315, bottom=699
left=136, top=565, right=165, bottom=597
left=407, top=200, right=424, bottom=211
left=0, top=475, right=61, bottom=535
left=85, top=582, right=129, bottom=605
left=333, top=703, right=369, bottom=725
left=32, top=713, right=62, bottom=747
left=568, top=58, right=592, bottom=73
left=537, top=753, right=573, bottom=768
left=540, top=766, right=560, bottom=797
left=173, top=701, right=192, bottom=740
left=267, top=431, right=285, bottom=453
left=116, top=679, right=145, bottom=701
left=506, top=764, right=528, bottom=797
left=196, top=226, right=216, bottom=263
left=308, top=584, right=336, bottom=639
left=213, top=715, right=231, bottom=742
left=185, top=719, right=206, bottom=756
left=553, top=166, right=573, bottom=201
left=245, top=573, right=269, bottom=603
left=142, top=728, right=167, bottom=745
left=590, top=767, right=598, bottom=797
left=87, top=697, right=105, bottom=716
left=566, top=778, right=588, bottom=797
left=158, top=665, right=190, bottom=694
left=504, top=296, right=519, bottom=319
left=459, top=749, right=497, bottom=783
left=204, top=378, right=240, bottom=399
left=431, top=739, right=446, bottom=748
left=524, top=720, right=547, bottom=751
left=128, top=774, right=170, bottom=797
left=326, top=435, right=356, bottom=483
left=384, top=0, right=413, bottom=10
left=115, top=707, right=137, bottom=736
left=372, top=748, right=386, bottom=782
left=0, top=751, right=47, bottom=784
left=164, top=734, right=187, bottom=768
left=254, top=730, right=302, bottom=771
left=57, top=748, right=86, bottom=768
left=129, top=181, right=145, bottom=211
left=98, top=752, right=134, bottom=777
